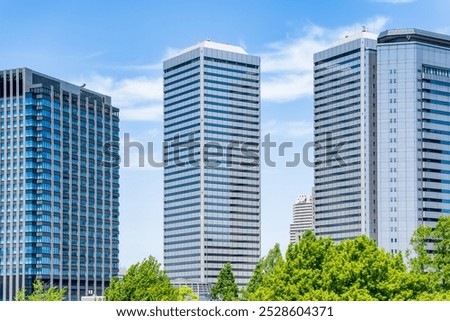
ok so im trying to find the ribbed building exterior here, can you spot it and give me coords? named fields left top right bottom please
left=377, top=29, right=450, bottom=254
left=0, top=68, right=120, bottom=300
left=313, top=32, right=378, bottom=242
left=163, top=41, right=261, bottom=291
left=289, top=194, right=314, bottom=243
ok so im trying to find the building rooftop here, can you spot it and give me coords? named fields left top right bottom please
left=378, top=28, right=450, bottom=48
left=314, top=31, right=378, bottom=61
left=331, top=31, right=378, bottom=47
left=176, top=40, right=247, bottom=56
left=26, top=68, right=111, bottom=101
left=294, top=194, right=313, bottom=204
left=0, top=68, right=113, bottom=105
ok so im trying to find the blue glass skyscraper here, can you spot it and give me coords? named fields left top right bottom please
left=0, top=68, right=120, bottom=300
left=313, top=32, right=378, bottom=242
left=163, top=41, right=261, bottom=292
left=377, top=29, right=450, bottom=254
left=313, top=28, right=450, bottom=255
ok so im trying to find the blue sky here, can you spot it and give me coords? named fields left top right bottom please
left=1, top=0, right=450, bottom=268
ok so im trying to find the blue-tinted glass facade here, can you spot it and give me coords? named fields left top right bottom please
left=377, top=29, right=450, bottom=254
left=163, top=41, right=260, bottom=290
left=0, top=68, right=119, bottom=300
left=313, top=33, right=378, bottom=242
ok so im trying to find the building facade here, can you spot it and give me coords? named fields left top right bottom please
left=163, top=41, right=261, bottom=290
left=377, top=29, right=450, bottom=254
left=313, top=32, right=378, bottom=242
left=0, top=68, right=120, bottom=300
left=289, top=194, right=314, bottom=243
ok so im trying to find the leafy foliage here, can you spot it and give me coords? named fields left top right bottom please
left=210, top=262, right=239, bottom=301
left=104, top=256, right=196, bottom=301
left=246, top=218, right=450, bottom=301
left=409, top=216, right=450, bottom=292
left=15, top=279, right=66, bottom=301
left=100, top=218, right=450, bottom=301
left=244, top=243, right=282, bottom=299
left=176, top=285, right=199, bottom=301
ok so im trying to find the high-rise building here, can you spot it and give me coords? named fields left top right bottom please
left=163, top=41, right=261, bottom=291
left=313, top=32, right=378, bottom=242
left=377, top=29, right=450, bottom=254
left=289, top=194, right=314, bottom=243
left=0, top=68, right=120, bottom=300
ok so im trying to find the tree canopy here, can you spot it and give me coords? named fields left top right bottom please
left=210, top=262, right=239, bottom=301
left=244, top=243, right=282, bottom=298
left=409, top=215, right=450, bottom=293
left=100, top=217, right=450, bottom=301
left=15, top=279, right=66, bottom=301
left=104, top=256, right=197, bottom=301
left=245, top=216, right=450, bottom=301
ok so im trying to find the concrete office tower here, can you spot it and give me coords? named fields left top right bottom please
left=163, top=41, right=261, bottom=291
left=289, top=194, right=314, bottom=243
left=0, top=68, right=120, bottom=300
left=313, top=32, right=378, bottom=242
left=377, top=29, right=450, bottom=254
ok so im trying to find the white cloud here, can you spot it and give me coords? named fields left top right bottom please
left=262, top=73, right=313, bottom=102
left=75, top=46, right=187, bottom=122
left=120, top=105, right=163, bottom=121
left=263, top=119, right=313, bottom=138
left=82, top=49, right=108, bottom=60
left=163, top=47, right=181, bottom=60
left=76, top=74, right=164, bottom=121
left=259, top=16, right=389, bottom=103
left=75, top=16, right=390, bottom=121
left=334, top=16, right=389, bottom=40
left=100, top=47, right=180, bottom=72
left=89, top=75, right=162, bottom=105
left=261, top=28, right=327, bottom=74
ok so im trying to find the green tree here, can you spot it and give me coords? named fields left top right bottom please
left=105, top=256, right=195, bottom=301
left=433, top=216, right=450, bottom=291
left=15, top=279, right=66, bottom=301
left=249, top=230, right=336, bottom=300
left=410, top=216, right=450, bottom=292
left=210, top=262, right=239, bottom=301
left=409, top=225, right=433, bottom=274
left=176, top=285, right=199, bottom=301
left=244, top=243, right=283, bottom=299
left=246, top=226, right=450, bottom=301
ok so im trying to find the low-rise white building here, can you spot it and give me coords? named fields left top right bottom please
left=290, top=195, right=314, bottom=243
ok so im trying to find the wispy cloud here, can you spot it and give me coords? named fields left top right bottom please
left=163, top=47, right=181, bottom=60
left=260, top=16, right=389, bottom=103
left=333, top=16, right=389, bottom=39
left=76, top=17, right=389, bottom=121
left=82, top=49, right=108, bottom=60
left=102, top=47, right=182, bottom=72
left=263, top=119, right=313, bottom=138
left=74, top=46, right=186, bottom=122
left=76, top=74, right=163, bottom=121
